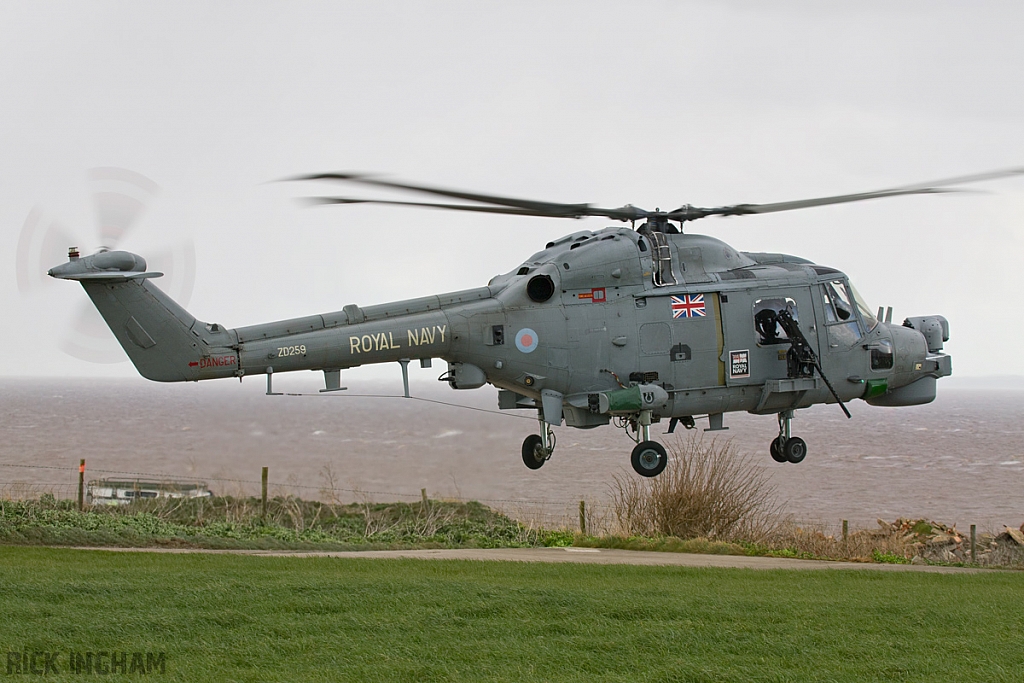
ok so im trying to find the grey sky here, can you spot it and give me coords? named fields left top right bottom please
left=3, top=1, right=1023, bottom=383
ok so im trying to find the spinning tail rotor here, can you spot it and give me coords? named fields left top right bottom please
left=16, top=168, right=196, bottom=363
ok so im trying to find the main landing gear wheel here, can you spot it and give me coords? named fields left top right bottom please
left=783, top=436, right=807, bottom=464
left=770, top=437, right=787, bottom=463
left=631, top=441, right=668, bottom=477
left=522, top=434, right=547, bottom=470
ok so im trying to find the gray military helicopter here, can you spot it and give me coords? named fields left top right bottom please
left=48, top=169, right=1021, bottom=476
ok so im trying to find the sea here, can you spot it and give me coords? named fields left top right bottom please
left=2, top=376, right=1023, bottom=531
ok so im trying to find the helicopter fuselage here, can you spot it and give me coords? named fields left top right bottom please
left=50, top=225, right=950, bottom=443
left=55, top=164, right=1022, bottom=474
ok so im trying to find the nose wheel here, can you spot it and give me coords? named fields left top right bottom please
left=771, top=435, right=807, bottom=463
left=772, top=411, right=808, bottom=464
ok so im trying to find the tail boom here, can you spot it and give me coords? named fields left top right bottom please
left=51, top=249, right=484, bottom=383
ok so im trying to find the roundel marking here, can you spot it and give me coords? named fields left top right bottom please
left=515, top=328, right=539, bottom=353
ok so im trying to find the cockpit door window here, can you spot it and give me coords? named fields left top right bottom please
left=821, top=279, right=862, bottom=343
left=822, top=280, right=855, bottom=323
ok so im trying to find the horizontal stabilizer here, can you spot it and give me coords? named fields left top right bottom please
left=52, top=271, right=164, bottom=282
left=48, top=249, right=158, bottom=282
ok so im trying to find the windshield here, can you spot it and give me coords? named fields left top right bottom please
left=849, top=282, right=878, bottom=331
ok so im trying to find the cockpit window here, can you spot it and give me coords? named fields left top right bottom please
left=821, top=279, right=862, bottom=342
left=822, top=280, right=855, bottom=324
left=753, top=298, right=797, bottom=345
left=849, top=282, right=878, bottom=332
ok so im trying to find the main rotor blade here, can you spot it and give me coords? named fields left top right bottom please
left=305, top=196, right=584, bottom=218
left=296, top=166, right=1024, bottom=226
left=305, top=195, right=657, bottom=223
left=293, top=172, right=590, bottom=215
left=877, top=166, right=1024, bottom=192
left=688, top=187, right=959, bottom=218
left=679, top=167, right=1024, bottom=220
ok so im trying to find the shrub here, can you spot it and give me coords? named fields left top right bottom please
left=770, top=522, right=912, bottom=562
left=612, top=434, right=784, bottom=543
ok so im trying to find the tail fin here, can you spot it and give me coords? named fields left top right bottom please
left=49, top=250, right=236, bottom=382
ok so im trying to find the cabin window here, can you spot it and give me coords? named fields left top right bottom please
left=753, top=298, right=797, bottom=345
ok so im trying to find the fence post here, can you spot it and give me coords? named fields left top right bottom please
left=970, top=524, right=977, bottom=564
left=842, top=519, right=848, bottom=542
left=421, top=488, right=428, bottom=506
left=261, top=466, right=268, bottom=520
left=78, top=459, right=85, bottom=511
left=579, top=500, right=586, bottom=535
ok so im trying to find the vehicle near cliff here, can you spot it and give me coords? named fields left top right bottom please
left=87, top=478, right=212, bottom=506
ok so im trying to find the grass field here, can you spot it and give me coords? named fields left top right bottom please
left=1, top=547, right=1022, bottom=681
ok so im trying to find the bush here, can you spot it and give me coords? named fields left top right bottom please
left=612, top=434, right=784, bottom=543
left=768, top=523, right=912, bottom=562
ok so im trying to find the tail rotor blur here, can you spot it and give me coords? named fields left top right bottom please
left=16, top=168, right=196, bottom=364
left=89, top=167, right=160, bottom=251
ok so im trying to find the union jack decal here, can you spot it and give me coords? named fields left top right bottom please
left=671, top=294, right=706, bottom=319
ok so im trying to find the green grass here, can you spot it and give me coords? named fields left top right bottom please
left=1, top=547, right=1022, bottom=682
left=0, top=497, right=571, bottom=551
left=873, top=549, right=913, bottom=565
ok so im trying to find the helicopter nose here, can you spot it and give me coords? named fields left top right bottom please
left=897, top=315, right=952, bottom=378
left=904, top=315, right=949, bottom=353
left=866, top=317, right=951, bottom=407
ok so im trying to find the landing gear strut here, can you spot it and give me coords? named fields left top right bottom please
left=628, top=410, right=668, bottom=477
left=522, top=415, right=556, bottom=470
left=521, top=405, right=670, bottom=477
left=771, top=410, right=807, bottom=464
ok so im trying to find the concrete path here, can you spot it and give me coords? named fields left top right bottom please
left=74, top=546, right=990, bottom=573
